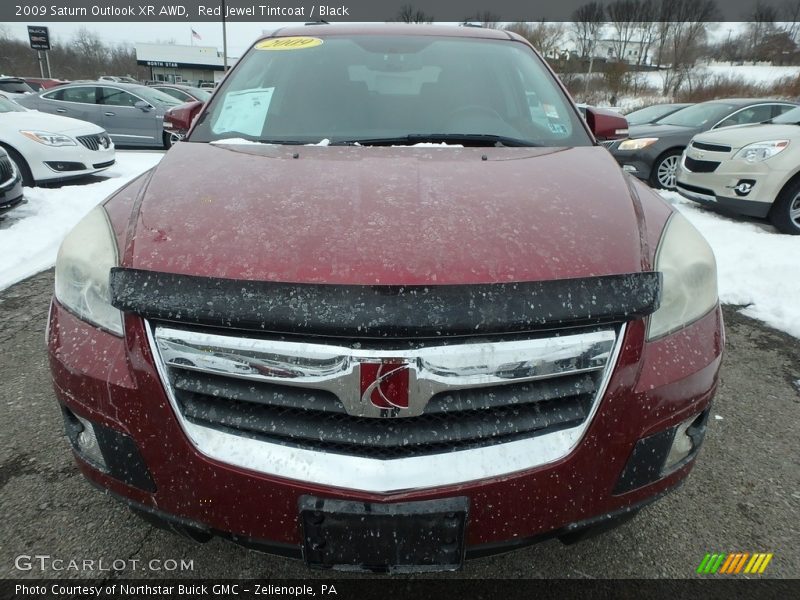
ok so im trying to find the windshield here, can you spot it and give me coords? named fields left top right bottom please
left=0, top=80, right=34, bottom=94
left=135, top=86, right=183, bottom=107
left=627, top=104, right=681, bottom=126
left=772, top=106, right=800, bottom=124
left=0, top=97, right=26, bottom=112
left=192, top=35, right=590, bottom=147
left=657, top=103, right=735, bottom=128
left=185, top=87, right=211, bottom=101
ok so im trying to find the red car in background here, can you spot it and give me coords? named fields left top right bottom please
left=22, top=77, right=70, bottom=92
left=47, top=25, right=723, bottom=572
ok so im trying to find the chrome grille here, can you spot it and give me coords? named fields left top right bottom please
left=149, top=324, right=623, bottom=481
left=77, top=133, right=111, bottom=151
left=0, top=155, right=15, bottom=184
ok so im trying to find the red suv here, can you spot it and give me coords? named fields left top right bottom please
left=48, top=25, right=723, bottom=572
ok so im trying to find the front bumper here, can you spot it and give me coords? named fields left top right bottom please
left=27, top=140, right=115, bottom=183
left=608, top=146, right=656, bottom=181
left=47, top=301, right=724, bottom=559
left=0, top=170, right=23, bottom=214
left=676, top=153, right=783, bottom=219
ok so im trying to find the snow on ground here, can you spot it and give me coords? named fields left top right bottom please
left=639, top=64, right=800, bottom=91
left=0, top=150, right=798, bottom=339
left=0, top=152, right=162, bottom=292
left=659, top=190, right=800, bottom=339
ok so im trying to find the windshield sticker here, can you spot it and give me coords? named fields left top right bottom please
left=542, top=104, right=560, bottom=119
left=256, top=37, right=323, bottom=51
left=548, top=123, right=568, bottom=135
left=212, top=88, right=274, bottom=137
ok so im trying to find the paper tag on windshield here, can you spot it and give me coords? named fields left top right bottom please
left=211, top=88, right=274, bottom=137
left=256, top=37, right=323, bottom=51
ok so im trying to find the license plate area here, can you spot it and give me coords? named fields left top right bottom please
left=299, top=496, right=468, bottom=573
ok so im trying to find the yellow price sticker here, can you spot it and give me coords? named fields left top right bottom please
left=255, top=37, right=324, bottom=51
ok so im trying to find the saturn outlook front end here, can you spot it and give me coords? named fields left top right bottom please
left=47, top=25, right=724, bottom=572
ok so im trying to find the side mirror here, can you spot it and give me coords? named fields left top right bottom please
left=134, top=100, right=152, bottom=112
left=164, top=100, right=204, bottom=134
left=585, top=107, right=629, bottom=141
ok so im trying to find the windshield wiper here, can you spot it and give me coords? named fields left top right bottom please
left=332, top=134, right=539, bottom=147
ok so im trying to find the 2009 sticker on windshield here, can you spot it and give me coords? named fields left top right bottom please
left=256, top=37, right=323, bottom=51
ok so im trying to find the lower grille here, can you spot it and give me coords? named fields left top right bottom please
left=684, top=156, right=720, bottom=173
left=77, top=133, right=111, bottom=151
left=93, top=159, right=115, bottom=169
left=151, top=324, right=620, bottom=460
left=0, top=155, right=15, bottom=184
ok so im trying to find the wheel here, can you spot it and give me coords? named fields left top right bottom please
left=2, top=145, right=34, bottom=187
left=649, top=150, right=682, bottom=190
left=769, top=179, right=800, bottom=235
left=162, top=131, right=174, bottom=150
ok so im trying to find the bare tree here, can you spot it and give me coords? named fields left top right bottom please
left=505, top=22, right=565, bottom=59
left=747, top=1, right=779, bottom=62
left=571, top=1, right=605, bottom=58
left=395, top=4, right=433, bottom=23
left=606, top=0, right=640, bottom=62
left=783, top=0, right=800, bottom=43
left=658, top=0, right=719, bottom=95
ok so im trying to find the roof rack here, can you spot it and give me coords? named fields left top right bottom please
left=460, top=22, right=484, bottom=28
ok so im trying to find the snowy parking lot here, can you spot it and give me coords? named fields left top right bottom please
left=1, top=149, right=798, bottom=339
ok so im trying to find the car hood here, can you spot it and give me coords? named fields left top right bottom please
left=124, top=142, right=648, bottom=286
left=3, top=110, right=104, bottom=134
left=628, top=123, right=697, bottom=139
left=692, top=122, right=800, bottom=150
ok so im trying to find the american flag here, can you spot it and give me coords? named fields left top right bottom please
left=191, top=28, right=202, bottom=41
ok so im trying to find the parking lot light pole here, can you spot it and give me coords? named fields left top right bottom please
left=221, top=0, right=229, bottom=72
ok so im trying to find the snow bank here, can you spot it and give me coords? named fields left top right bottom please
left=0, top=153, right=163, bottom=292
left=660, top=190, right=800, bottom=339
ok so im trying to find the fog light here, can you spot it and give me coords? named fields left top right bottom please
left=74, top=415, right=108, bottom=469
left=663, top=410, right=709, bottom=473
left=622, top=165, right=638, bottom=173
left=732, top=180, right=756, bottom=197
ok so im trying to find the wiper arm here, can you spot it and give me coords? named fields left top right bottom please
left=332, top=134, right=538, bottom=147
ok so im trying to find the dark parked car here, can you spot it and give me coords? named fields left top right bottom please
left=48, top=25, right=722, bottom=573
left=624, top=103, right=692, bottom=126
left=608, top=99, right=798, bottom=189
left=150, top=84, right=211, bottom=104
left=0, top=147, right=24, bottom=215
left=17, top=82, right=182, bottom=148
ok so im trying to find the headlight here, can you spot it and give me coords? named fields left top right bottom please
left=54, top=206, right=124, bottom=336
left=648, top=212, right=718, bottom=340
left=618, top=137, right=659, bottom=150
left=733, top=140, right=789, bottom=163
left=20, top=130, right=77, bottom=146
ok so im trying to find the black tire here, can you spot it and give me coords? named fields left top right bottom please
left=1, top=145, right=34, bottom=187
left=162, top=131, right=173, bottom=150
left=649, top=149, right=683, bottom=190
left=769, top=179, right=800, bottom=235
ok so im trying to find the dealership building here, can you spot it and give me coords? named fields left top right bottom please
left=135, top=43, right=233, bottom=86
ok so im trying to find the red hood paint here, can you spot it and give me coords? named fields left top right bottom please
left=124, top=142, right=648, bottom=285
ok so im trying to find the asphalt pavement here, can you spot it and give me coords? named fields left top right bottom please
left=0, top=269, right=798, bottom=579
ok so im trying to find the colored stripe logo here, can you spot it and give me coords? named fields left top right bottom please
left=696, top=552, right=773, bottom=574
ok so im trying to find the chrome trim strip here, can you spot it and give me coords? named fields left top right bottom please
left=0, top=157, right=18, bottom=188
left=145, top=323, right=626, bottom=493
left=154, top=327, right=616, bottom=417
